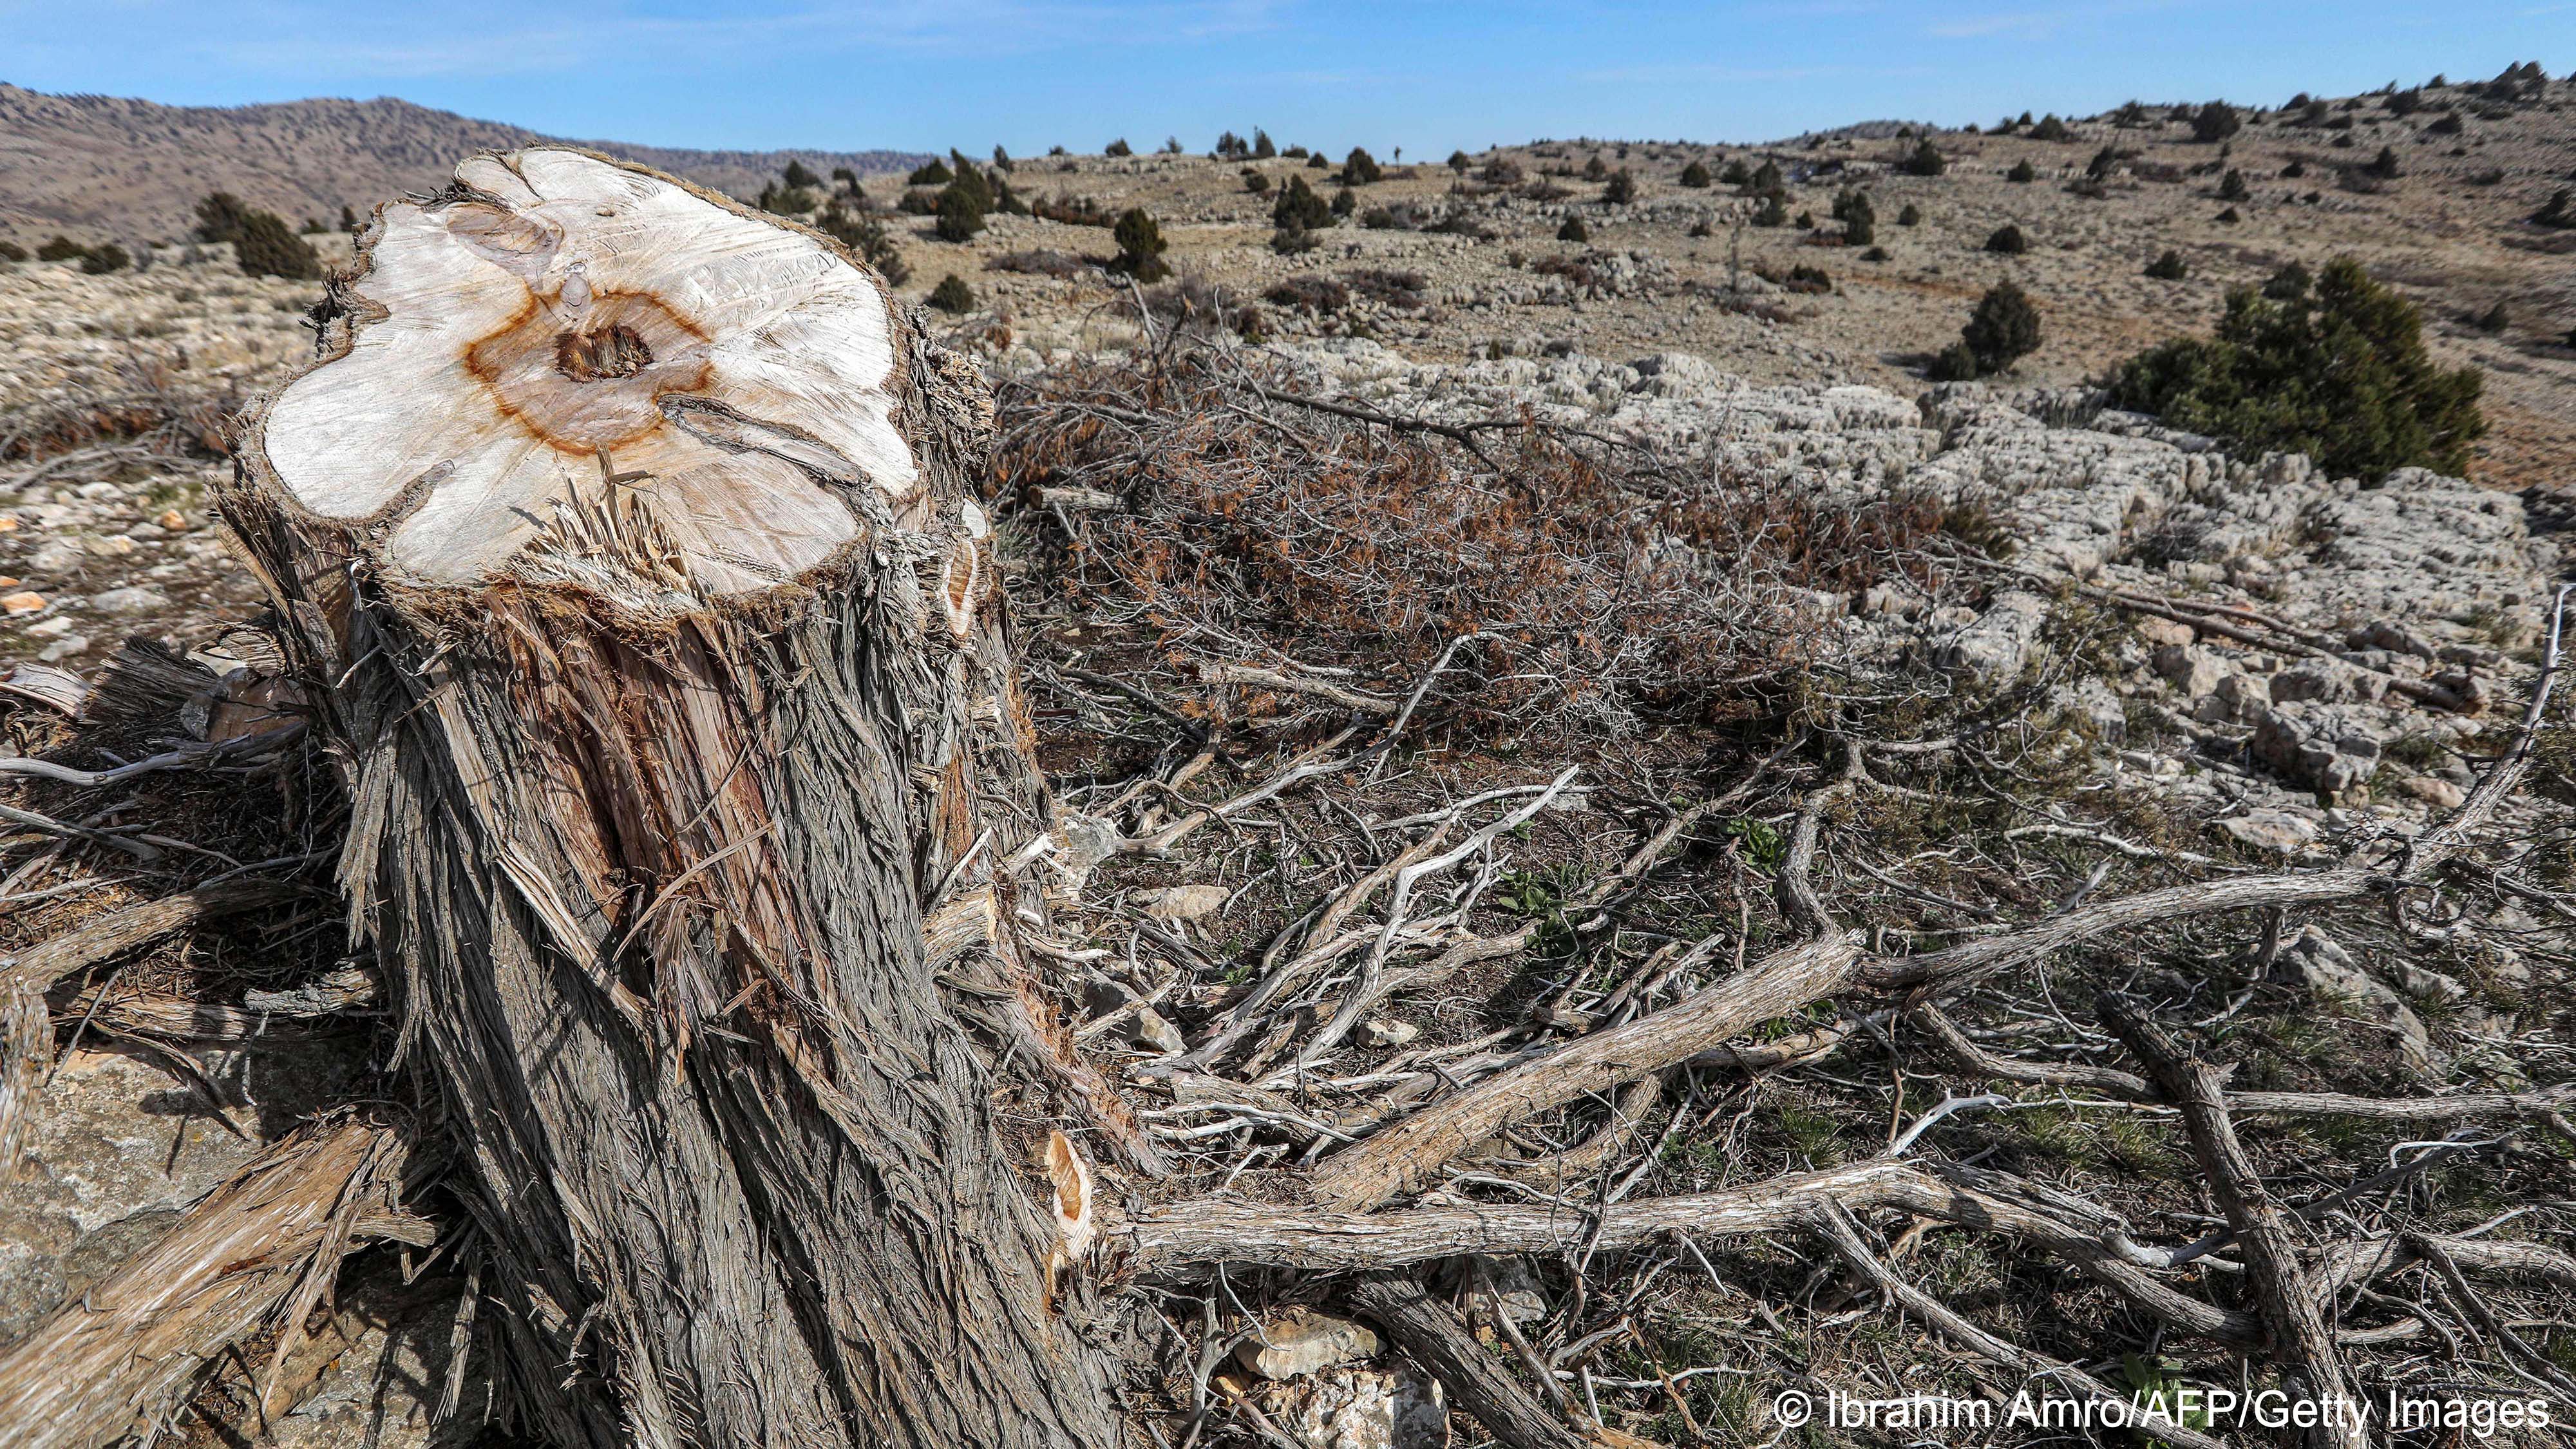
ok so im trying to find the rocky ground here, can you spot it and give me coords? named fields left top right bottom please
left=1, top=70, right=2572, bottom=1449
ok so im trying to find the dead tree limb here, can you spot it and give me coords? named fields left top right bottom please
left=1341, top=1276, right=1598, bottom=1449
left=0, top=1113, right=424, bottom=1449
left=2099, top=994, right=2366, bottom=1449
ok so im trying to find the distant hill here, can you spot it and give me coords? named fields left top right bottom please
left=0, top=83, right=932, bottom=245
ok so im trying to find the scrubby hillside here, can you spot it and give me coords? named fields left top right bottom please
left=0, top=82, right=928, bottom=245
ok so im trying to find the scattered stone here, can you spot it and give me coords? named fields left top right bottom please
left=2248, top=704, right=2381, bottom=797
left=2216, top=808, right=2320, bottom=854
left=1465, top=1257, right=1548, bottom=1327
left=2398, top=775, right=2466, bottom=810
left=26, top=542, right=79, bottom=574
left=1235, top=1307, right=1381, bottom=1381
left=1265, top=1366, right=1448, bottom=1449
left=2277, top=925, right=2436, bottom=1073
left=156, top=508, right=191, bottom=531
left=1361, top=1018, right=1419, bottom=1048
left=1135, top=882, right=1231, bottom=922
left=1, top=591, right=44, bottom=615
left=88, top=585, right=169, bottom=614
left=85, top=533, right=137, bottom=558
left=1132, top=1007, right=1186, bottom=1055
left=2154, top=643, right=2226, bottom=699
left=2136, top=616, right=2195, bottom=649
left=1935, top=591, right=2049, bottom=680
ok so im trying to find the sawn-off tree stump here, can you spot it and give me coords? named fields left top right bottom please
left=220, top=148, right=1128, bottom=1448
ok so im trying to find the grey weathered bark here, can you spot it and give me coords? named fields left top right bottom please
left=218, top=148, right=1132, bottom=1448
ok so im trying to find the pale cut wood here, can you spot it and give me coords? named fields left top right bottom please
left=222, top=149, right=1128, bottom=1449
left=262, top=147, right=918, bottom=600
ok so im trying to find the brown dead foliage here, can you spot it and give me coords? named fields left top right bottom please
left=992, top=348, right=1938, bottom=733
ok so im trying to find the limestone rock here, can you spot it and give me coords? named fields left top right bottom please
left=1235, top=1307, right=1382, bottom=1381
left=1936, top=591, right=2049, bottom=681
left=1264, top=1366, right=1448, bottom=1449
left=1135, top=882, right=1232, bottom=922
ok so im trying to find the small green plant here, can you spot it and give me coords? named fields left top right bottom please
left=79, top=243, right=128, bottom=274
left=1557, top=215, right=1589, bottom=242
left=1984, top=223, right=2029, bottom=254
left=1329, top=185, right=1357, bottom=218
left=817, top=204, right=910, bottom=284
left=0, top=241, right=25, bottom=263
left=1271, top=174, right=1332, bottom=231
left=906, top=159, right=953, bottom=186
left=1931, top=281, right=2042, bottom=380
left=2474, top=300, right=2510, bottom=334
left=934, top=181, right=987, bottom=242
left=2145, top=249, right=2188, bottom=279
left=35, top=235, right=86, bottom=262
left=2218, top=167, right=2249, bottom=200
left=234, top=210, right=321, bottom=279
left=1679, top=159, right=1711, bottom=187
left=1104, top=138, right=1132, bottom=157
left=2363, top=145, right=2402, bottom=180
left=1110, top=208, right=1170, bottom=281
left=927, top=274, right=975, bottom=312
left=1899, top=138, right=1946, bottom=176
left=2007, top=159, right=2036, bottom=183
left=1897, top=202, right=1922, bottom=225
left=2215, top=205, right=2242, bottom=224
left=1602, top=169, right=1636, bottom=204
left=1253, top=129, right=1277, bottom=158
left=2108, top=256, right=2486, bottom=477
left=1242, top=169, right=1270, bottom=194
left=1447, top=149, right=1471, bottom=171
left=1750, top=193, right=1788, bottom=227
left=2029, top=113, right=2071, bottom=141
left=784, top=160, right=822, bottom=189
left=2530, top=190, right=2573, bottom=228
left=1340, top=147, right=1382, bottom=185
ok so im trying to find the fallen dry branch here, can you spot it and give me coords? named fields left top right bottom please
left=0, top=1112, right=424, bottom=1449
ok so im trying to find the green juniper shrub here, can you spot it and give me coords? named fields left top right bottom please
left=2474, top=300, right=2510, bottom=334
left=934, top=184, right=987, bottom=242
left=1603, top=169, right=1636, bottom=204
left=927, top=274, right=976, bottom=312
left=339, top=204, right=360, bottom=232
left=2219, top=167, right=2249, bottom=200
left=1897, top=202, right=1922, bottom=225
left=1793, top=210, right=1814, bottom=229
left=1719, top=158, right=1751, bottom=185
left=1214, top=131, right=1247, bottom=159
left=1244, top=169, right=1271, bottom=194
left=2215, top=205, right=2242, bottom=224
left=235, top=211, right=321, bottom=279
left=1270, top=226, right=1319, bottom=255
left=2007, top=159, right=2037, bottom=183
left=1837, top=191, right=1875, bottom=245
left=1447, top=149, right=1472, bottom=171
left=907, top=159, right=954, bottom=186
left=2190, top=100, right=2241, bottom=143
left=1748, top=160, right=1784, bottom=196
left=2363, top=146, right=2402, bottom=180
left=1162, top=137, right=1184, bottom=155
left=1750, top=193, right=1788, bottom=227
left=833, top=166, right=860, bottom=189
left=2030, top=113, right=2072, bottom=141
left=80, top=243, right=129, bottom=274
left=990, top=147, right=1014, bottom=173
left=1329, top=186, right=1357, bottom=218
left=0, top=241, right=25, bottom=263
left=1253, top=129, right=1278, bottom=159
left=301, top=217, right=324, bottom=234
left=35, top=235, right=86, bottom=262
left=1104, top=138, right=1132, bottom=157
left=2108, top=256, right=2485, bottom=477
left=1582, top=155, right=1608, bottom=181
left=1783, top=263, right=1832, bottom=293
left=2528, top=190, right=2573, bottom=228
left=1273, top=175, right=1333, bottom=231
left=1958, top=279, right=2041, bottom=374
left=1557, top=215, right=1589, bottom=242
left=1984, top=223, right=2029, bottom=253
left=1679, top=159, right=1711, bottom=187
left=1687, top=216, right=1714, bottom=237
left=2282, top=160, right=2307, bottom=179
left=1900, top=138, right=1946, bottom=176
left=1860, top=244, right=1889, bottom=260
left=194, top=193, right=252, bottom=245
left=1110, top=208, right=1171, bottom=281
left=2145, top=249, right=2188, bottom=279
left=1306, top=153, right=1329, bottom=169
left=757, top=181, right=817, bottom=214
left=1338, top=147, right=1382, bottom=184
left=784, top=160, right=822, bottom=189
left=2427, top=111, right=2464, bottom=136
left=818, top=204, right=910, bottom=284
left=2085, top=144, right=2123, bottom=180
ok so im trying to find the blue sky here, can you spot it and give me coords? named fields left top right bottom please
left=5, top=1, right=2568, bottom=157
